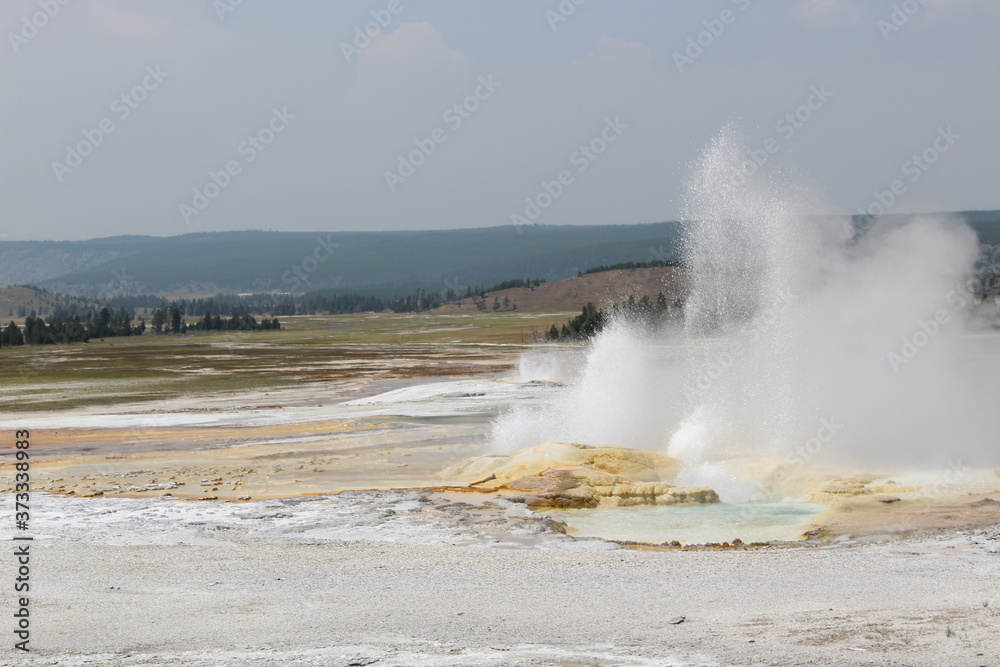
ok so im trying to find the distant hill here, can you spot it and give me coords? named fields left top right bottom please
left=0, top=225, right=683, bottom=298
left=434, top=266, right=686, bottom=313
left=0, top=286, right=97, bottom=320
left=0, top=211, right=996, bottom=298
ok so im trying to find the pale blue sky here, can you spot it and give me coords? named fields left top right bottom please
left=1, top=0, right=998, bottom=240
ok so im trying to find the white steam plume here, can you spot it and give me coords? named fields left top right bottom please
left=492, top=127, right=998, bottom=474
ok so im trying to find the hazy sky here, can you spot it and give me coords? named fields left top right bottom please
left=1, top=0, right=998, bottom=241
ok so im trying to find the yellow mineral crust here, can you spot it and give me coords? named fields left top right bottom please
left=439, top=442, right=718, bottom=509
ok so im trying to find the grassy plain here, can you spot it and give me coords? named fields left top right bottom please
left=0, top=311, right=576, bottom=413
left=0, top=311, right=577, bottom=499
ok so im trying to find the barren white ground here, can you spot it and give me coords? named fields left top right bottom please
left=2, top=490, right=999, bottom=667
left=2, top=369, right=999, bottom=666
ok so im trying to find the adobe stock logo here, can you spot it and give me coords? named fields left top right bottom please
left=673, top=0, right=752, bottom=73
left=282, top=235, right=340, bottom=292
left=213, top=0, right=245, bottom=22
left=886, top=279, right=976, bottom=373
left=178, top=107, right=295, bottom=224
left=340, top=0, right=411, bottom=63
left=509, top=117, right=627, bottom=225
left=384, top=75, right=501, bottom=192
left=728, top=84, right=833, bottom=188
left=853, top=126, right=959, bottom=224
left=545, top=0, right=587, bottom=31
left=51, top=65, right=169, bottom=183
left=8, top=0, right=72, bottom=54
left=877, top=0, right=927, bottom=40
left=440, top=277, right=469, bottom=301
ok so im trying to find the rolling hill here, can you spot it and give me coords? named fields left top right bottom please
left=1, top=224, right=683, bottom=298
left=0, top=212, right=996, bottom=298
left=0, top=286, right=97, bottom=320
left=434, top=266, right=686, bottom=313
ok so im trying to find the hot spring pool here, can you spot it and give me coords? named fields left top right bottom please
left=541, top=502, right=826, bottom=545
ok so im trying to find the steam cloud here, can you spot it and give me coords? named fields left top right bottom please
left=491, top=127, right=999, bottom=476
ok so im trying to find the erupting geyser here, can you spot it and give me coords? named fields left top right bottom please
left=493, top=127, right=999, bottom=498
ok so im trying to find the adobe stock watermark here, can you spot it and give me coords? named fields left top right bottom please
left=886, top=278, right=978, bottom=373
left=673, top=0, right=751, bottom=73
left=740, top=416, right=844, bottom=516
left=281, top=235, right=340, bottom=292
left=178, top=106, right=296, bottom=225
left=647, top=241, right=673, bottom=263
left=509, top=116, right=627, bottom=226
left=95, top=267, right=138, bottom=300
left=8, top=0, right=72, bottom=54
left=441, top=277, right=469, bottom=302
left=340, top=0, right=411, bottom=63
left=928, top=459, right=968, bottom=496
left=682, top=289, right=797, bottom=402
left=878, top=458, right=967, bottom=534
left=730, top=85, right=834, bottom=187
left=212, top=0, right=245, bottom=22
left=545, top=0, right=587, bottom=31
left=51, top=65, right=169, bottom=183
left=384, top=75, right=502, bottom=192
left=877, top=0, right=927, bottom=41
left=848, top=126, right=960, bottom=239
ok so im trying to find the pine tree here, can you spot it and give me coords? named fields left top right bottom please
left=169, top=304, right=184, bottom=334
left=3, top=322, right=24, bottom=346
left=151, top=309, right=167, bottom=334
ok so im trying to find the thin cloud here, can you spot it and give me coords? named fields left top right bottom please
left=360, top=21, right=465, bottom=73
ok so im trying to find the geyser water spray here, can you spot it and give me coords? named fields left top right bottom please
left=492, top=126, right=998, bottom=488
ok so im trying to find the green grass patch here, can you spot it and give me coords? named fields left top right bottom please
left=0, top=312, right=572, bottom=412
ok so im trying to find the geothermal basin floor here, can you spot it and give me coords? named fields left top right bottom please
left=3, top=360, right=1000, bottom=666
left=3, top=490, right=1000, bottom=667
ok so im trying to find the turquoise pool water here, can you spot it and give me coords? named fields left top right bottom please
left=543, top=502, right=826, bottom=545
